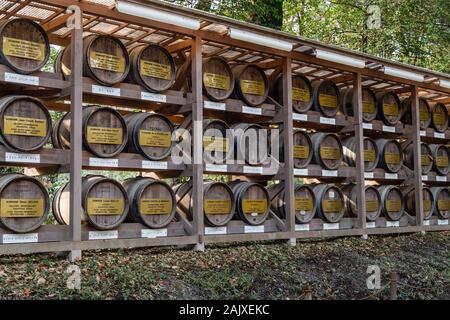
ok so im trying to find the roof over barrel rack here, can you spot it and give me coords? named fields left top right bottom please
left=0, top=0, right=449, bottom=103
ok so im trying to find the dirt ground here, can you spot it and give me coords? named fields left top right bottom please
left=0, top=232, right=448, bottom=300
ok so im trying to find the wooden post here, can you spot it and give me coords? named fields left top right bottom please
left=191, top=36, right=205, bottom=251
left=411, top=85, right=424, bottom=227
left=389, top=272, right=398, bottom=300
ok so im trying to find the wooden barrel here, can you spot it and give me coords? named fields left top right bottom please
left=430, top=144, right=450, bottom=176
left=311, top=133, right=343, bottom=170
left=431, top=187, right=450, bottom=219
left=203, top=119, right=233, bottom=164
left=59, top=35, right=130, bottom=86
left=431, top=103, right=449, bottom=133
left=229, top=181, right=270, bottom=226
left=270, top=184, right=316, bottom=224
left=376, top=139, right=403, bottom=173
left=342, top=136, right=378, bottom=172
left=270, top=74, right=313, bottom=113
left=128, top=44, right=176, bottom=92
left=376, top=92, right=402, bottom=126
left=293, top=130, right=313, bottom=168
left=125, top=112, right=174, bottom=160
left=378, top=185, right=404, bottom=221
left=343, top=184, right=381, bottom=222
left=123, top=177, right=176, bottom=229
left=53, top=175, right=129, bottom=230
left=312, top=184, right=345, bottom=223
left=232, top=64, right=269, bottom=107
left=0, top=174, right=49, bottom=233
left=402, top=97, right=431, bottom=130
left=341, top=87, right=377, bottom=122
left=404, top=187, right=434, bottom=220
left=232, top=123, right=268, bottom=166
left=0, top=95, right=52, bottom=152
left=202, top=57, right=235, bottom=101
left=0, top=18, right=50, bottom=74
left=404, top=142, right=433, bottom=174
left=311, top=80, right=340, bottom=117
left=53, top=106, right=128, bottom=157
left=174, top=181, right=235, bottom=227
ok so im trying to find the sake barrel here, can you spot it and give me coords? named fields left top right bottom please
left=0, top=95, right=52, bottom=152
left=229, top=181, right=270, bottom=226
left=125, top=112, right=174, bottom=161
left=270, top=74, right=313, bottom=113
left=430, top=144, right=450, bottom=176
left=431, top=103, right=449, bottom=133
left=378, top=185, right=404, bottom=221
left=202, top=57, right=235, bottom=101
left=270, top=184, right=316, bottom=224
left=402, top=97, right=431, bottom=130
left=311, top=80, right=340, bottom=118
left=341, top=87, right=377, bottom=122
left=59, top=35, right=130, bottom=86
left=232, top=64, right=269, bottom=106
left=203, top=119, right=233, bottom=164
left=403, top=142, right=433, bottom=174
left=431, top=187, right=450, bottom=219
left=232, top=123, right=269, bottom=166
left=0, top=18, right=50, bottom=74
left=376, top=92, right=402, bottom=126
left=311, top=133, right=343, bottom=170
left=293, top=130, right=313, bottom=168
left=0, top=174, right=49, bottom=233
left=404, top=187, right=434, bottom=220
left=342, top=136, right=378, bottom=172
left=53, top=175, right=129, bottom=230
left=376, top=139, right=403, bottom=173
left=342, top=184, right=381, bottom=222
left=174, top=181, right=236, bottom=227
left=123, top=177, right=176, bottom=229
left=128, top=44, right=176, bottom=92
left=312, top=184, right=345, bottom=223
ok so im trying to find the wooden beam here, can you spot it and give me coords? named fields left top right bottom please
left=42, top=13, right=71, bottom=32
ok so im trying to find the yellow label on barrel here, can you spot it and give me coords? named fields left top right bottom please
left=292, top=87, right=310, bottom=103
left=383, top=103, right=399, bottom=117
left=203, top=73, right=231, bottom=91
left=366, top=200, right=379, bottom=212
left=140, top=60, right=171, bottom=80
left=86, top=126, right=123, bottom=145
left=419, top=107, right=429, bottom=122
left=139, top=199, right=172, bottom=215
left=89, top=51, right=125, bottom=73
left=438, top=200, right=450, bottom=211
left=386, top=200, right=401, bottom=212
left=295, top=197, right=313, bottom=211
left=294, top=145, right=310, bottom=159
left=3, top=116, right=46, bottom=137
left=436, top=156, right=449, bottom=168
left=203, top=136, right=229, bottom=152
left=240, top=80, right=265, bottom=96
left=362, top=100, right=375, bottom=114
left=322, top=199, right=342, bottom=213
left=87, top=198, right=124, bottom=216
left=204, top=200, right=232, bottom=215
left=384, top=152, right=400, bottom=165
left=3, top=37, right=46, bottom=61
left=319, top=94, right=338, bottom=109
left=242, top=199, right=268, bottom=214
left=139, top=130, right=171, bottom=148
left=320, top=147, right=340, bottom=160
left=0, top=199, right=44, bottom=218
left=433, top=112, right=446, bottom=126
left=421, top=155, right=431, bottom=166
left=364, top=149, right=376, bottom=162
left=423, top=200, right=432, bottom=212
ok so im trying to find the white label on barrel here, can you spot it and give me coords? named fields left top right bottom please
left=204, top=101, right=226, bottom=111
left=422, top=175, right=428, bottom=181
left=420, top=131, right=426, bottom=137
left=205, top=164, right=228, bottom=172
left=294, top=169, right=308, bottom=176
left=323, top=223, right=339, bottom=230
left=295, top=224, right=310, bottom=232
left=243, top=166, right=263, bottom=175
left=293, top=113, right=308, bottom=121
left=2, top=233, right=38, bottom=244
left=205, top=227, right=227, bottom=235
left=423, top=220, right=430, bottom=226
left=363, top=123, right=373, bottom=130
left=4, top=72, right=39, bottom=86
left=386, top=221, right=400, bottom=228
left=382, top=126, right=396, bottom=133
left=322, top=170, right=338, bottom=177
left=141, top=92, right=167, bottom=103
left=92, top=85, right=121, bottom=97
left=366, top=222, right=376, bottom=229
left=320, top=117, right=336, bottom=125
left=88, top=231, right=118, bottom=240
left=434, top=132, right=445, bottom=139
left=89, top=158, right=119, bottom=168
left=242, top=106, right=262, bottom=115
left=438, top=219, right=449, bottom=226
left=244, top=225, right=265, bottom=234
left=385, top=173, right=398, bottom=180
left=5, top=152, right=40, bottom=163
left=142, top=160, right=168, bottom=170
left=364, top=172, right=374, bottom=179
left=141, top=229, right=168, bottom=238
left=436, top=176, right=447, bottom=182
